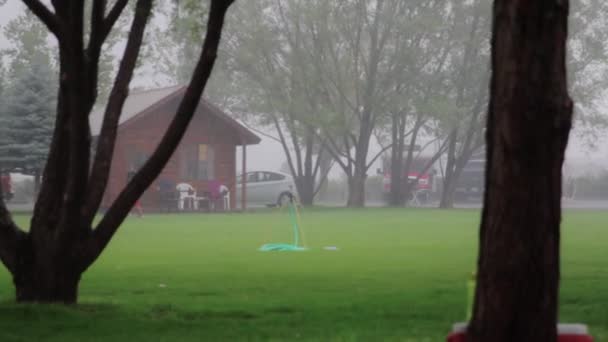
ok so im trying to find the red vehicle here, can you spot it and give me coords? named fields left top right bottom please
left=1, top=173, right=13, bottom=201
left=381, top=156, right=435, bottom=204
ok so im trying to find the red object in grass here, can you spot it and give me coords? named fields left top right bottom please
left=447, top=323, right=593, bottom=342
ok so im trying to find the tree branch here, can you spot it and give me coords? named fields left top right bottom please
left=21, top=0, right=62, bottom=38
left=83, top=0, right=154, bottom=225
left=270, top=112, right=299, bottom=179
left=311, top=141, right=325, bottom=180
left=238, top=118, right=282, bottom=143
left=103, top=0, right=129, bottom=38
left=324, top=131, right=352, bottom=161
left=320, top=134, right=349, bottom=173
left=414, top=139, right=449, bottom=183
left=365, top=142, right=394, bottom=171
left=86, top=0, right=235, bottom=270
left=87, top=0, right=129, bottom=86
left=85, top=0, right=107, bottom=109
left=313, top=159, right=335, bottom=197
left=286, top=116, right=304, bottom=177
left=89, top=0, right=106, bottom=50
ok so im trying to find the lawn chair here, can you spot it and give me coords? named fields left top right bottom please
left=207, top=180, right=230, bottom=212
left=176, top=182, right=197, bottom=211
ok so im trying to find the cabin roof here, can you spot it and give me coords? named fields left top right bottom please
left=89, top=85, right=260, bottom=145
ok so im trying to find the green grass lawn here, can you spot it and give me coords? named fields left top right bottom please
left=0, top=208, right=605, bottom=341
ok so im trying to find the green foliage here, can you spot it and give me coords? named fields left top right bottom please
left=151, top=0, right=606, bottom=176
left=0, top=9, right=57, bottom=173
left=568, top=0, right=608, bottom=143
left=1, top=10, right=54, bottom=79
left=0, top=209, right=605, bottom=341
left=0, top=61, right=56, bottom=173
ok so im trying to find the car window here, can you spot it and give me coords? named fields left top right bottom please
left=246, top=172, right=258, bottom=183
left=267, top=172, right=285, bottom=181
left=259, top=172, right=274, bottom=182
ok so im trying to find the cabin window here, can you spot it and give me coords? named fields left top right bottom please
left=181, top=144, right=214, bottom=181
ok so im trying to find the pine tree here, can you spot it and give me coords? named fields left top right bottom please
left=0, top=64, right=11, bottom=173
left=0, top=61, right=56, bottom=183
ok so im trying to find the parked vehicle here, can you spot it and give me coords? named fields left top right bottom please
left=454, top=159, right=485, bottom=201
left=236, top=171, right=296, bottom=207
left=381, top=156, right=436, bottom=205
left=1, top=173, right=13, bottom=202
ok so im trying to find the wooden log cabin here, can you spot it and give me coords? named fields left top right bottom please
left=90, top=85, right=261, bottom=211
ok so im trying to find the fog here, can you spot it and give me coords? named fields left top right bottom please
left=1, top=0, right=607, bottom=208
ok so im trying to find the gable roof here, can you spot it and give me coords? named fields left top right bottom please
left=89, top=85, right=260, bottom=145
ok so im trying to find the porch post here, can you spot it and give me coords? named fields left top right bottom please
left=241, top=144, right=247, bottom=211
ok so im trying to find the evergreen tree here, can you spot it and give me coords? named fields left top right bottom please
left=0, top=9, right=57, bottom=186
left=0, top=63, right=10, bottom=173
left=0, top=61, right=56, bottom=183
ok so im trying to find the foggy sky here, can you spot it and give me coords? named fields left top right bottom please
left=0, top=2, right=606, bottom=179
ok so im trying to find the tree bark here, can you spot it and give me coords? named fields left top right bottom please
left=402, top=116, right=424, bottom=206
left=439, top=128, right=458, bottom=209
left=295, top=175, right=315, bottom=206
left=296, top=125, right=317, bottom=207
left=468, top=1, right=572, bottom=341
left=347, top=172, right=366, bottom=208
left=13, top=238, right=81, bottom=303
left=388, top=112, right=405, bottom=206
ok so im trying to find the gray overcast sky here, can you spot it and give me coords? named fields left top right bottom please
left=1, top=3, right=607, bottom=178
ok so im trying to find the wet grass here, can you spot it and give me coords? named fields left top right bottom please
left=0, top=208, right=605, bottom=341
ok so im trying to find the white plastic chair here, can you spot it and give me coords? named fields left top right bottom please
left=176, top=183, right=197, bottom=210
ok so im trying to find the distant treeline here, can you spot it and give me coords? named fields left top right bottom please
left=573, top=170, right=608, bottom=199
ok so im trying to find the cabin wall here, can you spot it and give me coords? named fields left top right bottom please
left=102, top=103, right=240, bottom=211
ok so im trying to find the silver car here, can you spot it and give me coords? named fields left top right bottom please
left=236, top=171, right=297, bottom=207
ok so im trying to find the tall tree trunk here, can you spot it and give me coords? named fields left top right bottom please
left=295, top=175, right=315, bottom=206
left=389, top=112, right=404, bottom=206
left=440, top=155, right=469, bottom=209
left=347, top=172, right=366, bottom=208
left=299, top=126, right=315, bottom=207
left=439, top=129, right=458, bottom=209
left=13, top=236, right=81, bottom=303
left=402, top=116, right=423, bottom=206
left=316, top=152, right=333, bottom=200
left=468, top=1, right=572, bottom=341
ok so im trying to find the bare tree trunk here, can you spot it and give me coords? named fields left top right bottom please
left=388, top=112, right=404, bottom=206
left=468, top=1, right=572, bottom=340
left=295, top=176, right=315, bottom=206
left=440, top=154, right=470, bottom=209
left=13, top=237, right=81, bottom=303
left=347, top=172, right=366, bottom=208
left=439, top=129, right=458, bottom=209
left=402, top=116, right=424, bottom=206
left=315, top=151, right=333, bottom=200
left=297, top=126, right=317, bottom=207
